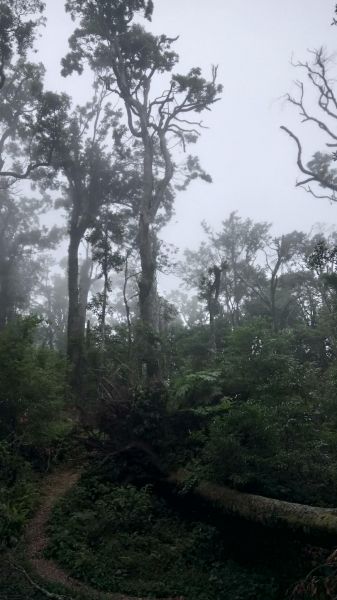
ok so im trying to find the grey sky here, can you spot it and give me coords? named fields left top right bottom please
left=37, top=0, right=337, bottom=289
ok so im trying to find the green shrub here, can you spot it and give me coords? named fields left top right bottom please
left=0, top=317, right=70, bottom=450
left=220, top=319, right=318, bottom=403
left=0, top=442, right=36, bottom=548
left=171, top=369, right=224, bottom=409
left=199, top=399, right=337, bottom=505
left=0, top=318, right=72, bottom=548
left=46, top=470, right=279, bottom=599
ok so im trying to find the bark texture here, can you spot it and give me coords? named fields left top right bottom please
left=170, top=471, right=337, bottom=542
left=67, top=228, right=83, bottom=380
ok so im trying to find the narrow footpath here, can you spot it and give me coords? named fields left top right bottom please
left=24, top=466, right=183, bottom=600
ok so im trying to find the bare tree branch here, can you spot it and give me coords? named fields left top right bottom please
left=305, top=184, right=337, bottom=203
left=280, top=125, right=337, bottom=193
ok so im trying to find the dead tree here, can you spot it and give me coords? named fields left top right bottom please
left=281, top=48, right=337, bottom=203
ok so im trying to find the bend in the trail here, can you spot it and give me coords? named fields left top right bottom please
left=25, top=465, right=183, bottom=600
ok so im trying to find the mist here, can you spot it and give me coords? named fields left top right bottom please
left=2, top=3, right=337, bottom=599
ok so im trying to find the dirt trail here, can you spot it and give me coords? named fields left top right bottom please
left=25, top=466, right=182, bottom=600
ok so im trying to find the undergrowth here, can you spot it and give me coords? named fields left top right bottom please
left=0, top=443, right=37, bottom=549
left=45, top=467, right=280, bottom=600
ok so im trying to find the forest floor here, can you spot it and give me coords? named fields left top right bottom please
left=4, top=464, right=184, bottom=600
left=1, top=461, right=320, bottom=600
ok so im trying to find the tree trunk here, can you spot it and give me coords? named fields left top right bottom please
left=270, top=283, right=277, bottom=331
left=137, top=137, right=160, bottom=379
left=78, top=254, right=93, bottom=345
left=138, top=218, right=160, bottom=379
left=67, top=228, right=83, bottom=390
left=208, top=265, right=222, bottom=353
left=138, top=217, right=158, bottom=327
left=170, top=471, right=337, bottom=543
left=0, top=260, right=17, bottom=329
left=0, top=269, right=9, bottom=330
left=123, top=255, right=132, bottom=360
left=101, top=270, right=108, bottom=349
left=270, top=248, right=283, bottom=332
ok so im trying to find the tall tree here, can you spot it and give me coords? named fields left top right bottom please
left=181, top=213, right=270, bottom=328
left=87, top=205, right=125, bottom=348
left=50, top=93, right=124, bottom=386
left=246, top=231, right=306, bottom=331
left=62, top=0, right=222, bottom=378
left=198, top=263, right=226, bottom=351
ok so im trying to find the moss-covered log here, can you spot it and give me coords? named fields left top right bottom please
left=169, top=471, right=337, bottom=542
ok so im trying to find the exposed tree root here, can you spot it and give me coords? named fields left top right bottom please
left=8, top=560, right=73, bottom=600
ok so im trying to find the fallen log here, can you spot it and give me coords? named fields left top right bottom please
left=168, top=470, right=337, bottom=543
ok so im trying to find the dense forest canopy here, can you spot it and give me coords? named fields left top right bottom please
left=2, top=2, right=337, bottom=600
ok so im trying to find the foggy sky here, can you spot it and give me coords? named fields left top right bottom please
left=37, top=0, right=337, bottom=290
